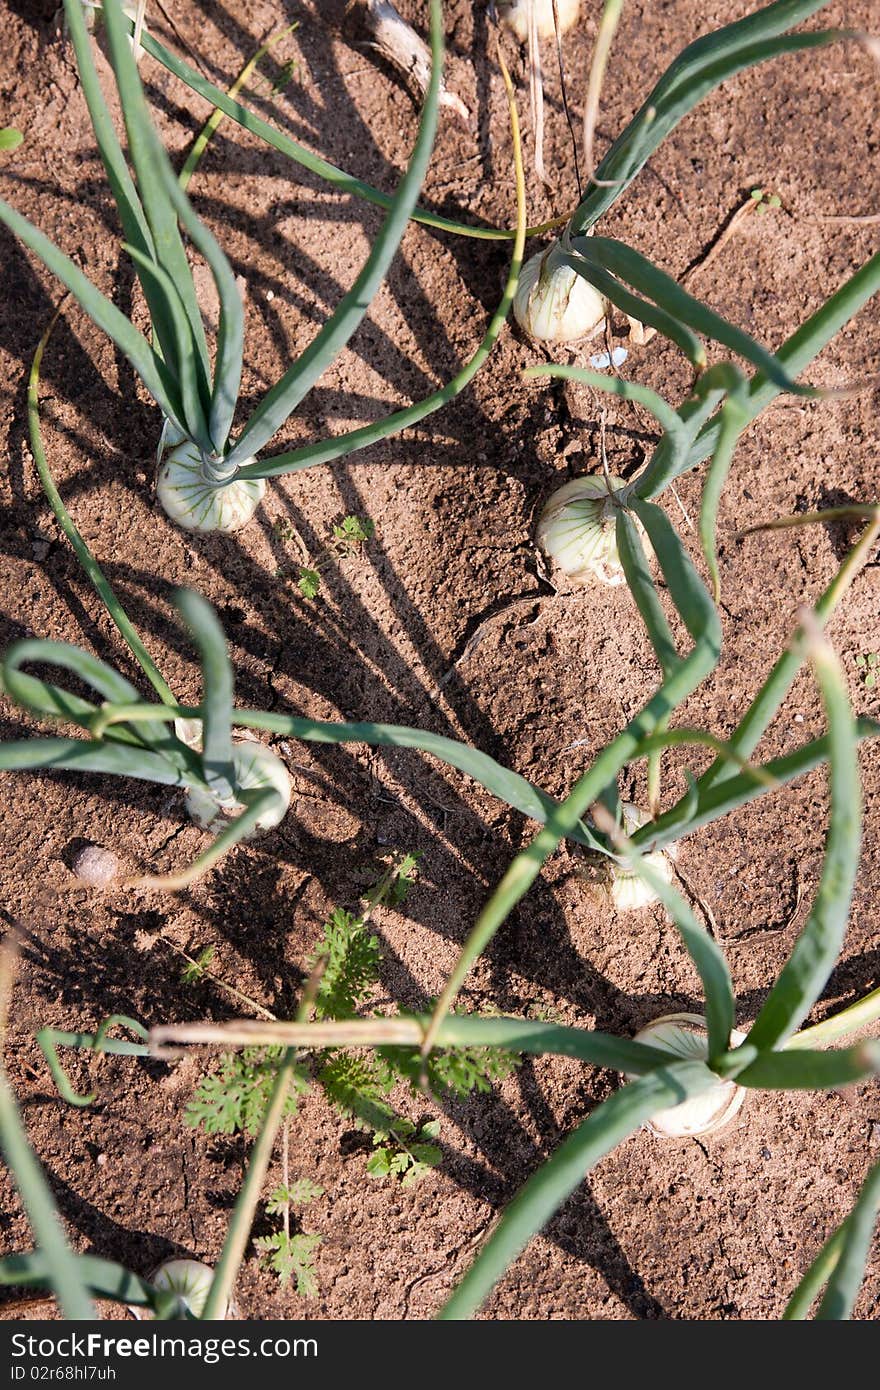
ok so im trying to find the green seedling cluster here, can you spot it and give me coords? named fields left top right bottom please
left=0, top=0, right=879, bottom=1326
left=272, top=514, right=376, bottom=600
left=856, top=652, right=879, bottom=690
left=13, top=857, right=518, bottom=1302
left=254, top=1181, right=323, bottom=1297
left=186, top=860, right=517, bottom=1193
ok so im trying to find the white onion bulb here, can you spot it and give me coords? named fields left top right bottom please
left=514, top=245, right=606, bottom=345
left=498, top=0, right=581, bottom=43
left=537, top=474, right=642, bottom=588
left=129, top=1258, right=235, bottom=1319
left=157, top=441, right=265, bottom=534
left=184, top=738, right=291, bottom=837
left=630, top=1013, right=747, bottom=1138
left=152, top=1259, right=215, bottom=1317
left=609, top=804, right=678, bottom=911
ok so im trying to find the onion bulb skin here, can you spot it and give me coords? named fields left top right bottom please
left=85, top=3, right=149, bottom=65
left=183, top=739, right=292, bottom=837
left=629, top=1013, right=747, bottom=1138
left=514, top=244, right=606, bottom=345
left=157, top=440, right=265, bottom=534
left=498, top=0, right=581, bottom=43
left=537, top=474, right=643, bottom=588
left=608, top=804, right=678, bottom=911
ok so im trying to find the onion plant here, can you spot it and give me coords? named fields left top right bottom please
left=3, top=653, right=880, bottom=1321
left=5, top=325, right=591, bottom=891
left=0, top=0, right=497, bottom=533
left=2, top=495, right=878, bottom=1319
left=2, top=505, right=876, bottom=893
left=138, top=0, right=880, bottom=489
left=0, top=577, right=600, bottom=890
left=6, top=234, right=880, bottom=901
left=511, top=0, right=868, bottom=337
left=131, top=0, right=848, bottom=248
left=2, top=485, right=878, bottom=1313
left=145, top=931, right=880, bottom=1320
left=2, top=0, right=879, bottom=1321
left=1, top=309, right=590, bottom=888
left=509, top=1, right=880, bottom=586
left=140, top=540, right=880, bottom=1321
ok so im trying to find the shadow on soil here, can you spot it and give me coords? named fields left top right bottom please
left=3, top=3, right=874, bottom=1322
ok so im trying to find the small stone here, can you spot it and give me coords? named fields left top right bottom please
left=869, top=1120, right=880, bottom=1149
left=71, top=844, right=119, bottom=887
left=95, top=1152, right=108, bottom=1167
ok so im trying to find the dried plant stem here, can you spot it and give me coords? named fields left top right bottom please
left=740, top=504, right=880, bottom=537
left=552, top=0, right=582, bottom=197
left=131, top=0, right=146, bottom=60
left=0, top=928, right=21, bottom=1048
left=528, top=2, right=549, bottom=186
left=680, top=195, right=760, bottom=294
left=354, top=1, right=469, bottom=119
left=816, top=212, right=880, bottom=225
left=787, top=985, right=880, bottom=1050
left=165, top=938, right=278, bottom=1022
left=151, top=1017, right=423, bottom=1053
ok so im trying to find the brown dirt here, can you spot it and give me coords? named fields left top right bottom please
left=1, top=0, right=879, bottom=1321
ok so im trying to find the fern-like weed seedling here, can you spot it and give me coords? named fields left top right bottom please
left=366, top=1117, right=442, bottom=1186
left=185, top=1047, right=308, bottom=1139
left=187, top=854, right=519, bottom=1188
left=180, top=946, right=217, bottom=985
left=255, top=1179, right=324, bottom=1296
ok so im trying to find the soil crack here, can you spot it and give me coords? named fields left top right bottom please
left=438, top=591, right=552, bottom=686
left=401, top=1212, right=495, bottom=1317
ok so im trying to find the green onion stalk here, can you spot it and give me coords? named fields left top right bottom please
left=0, top=0, right=448, bottom=533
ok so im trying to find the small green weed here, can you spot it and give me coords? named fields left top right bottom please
left=186, top=1047, right=308, bottom=1138
left=272, top=514, right=375, bottom=599
left=186, top=854, right=519, bottom=1291
left=855, top=651, right=879, bottom=690
left=366, top=1117, right=442, bottom=1187
left=255, top=1179, right=323, bottom=1296
left=749, top=187, right=783, bottom=213
left=180, top=945, right=216, bottom=984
